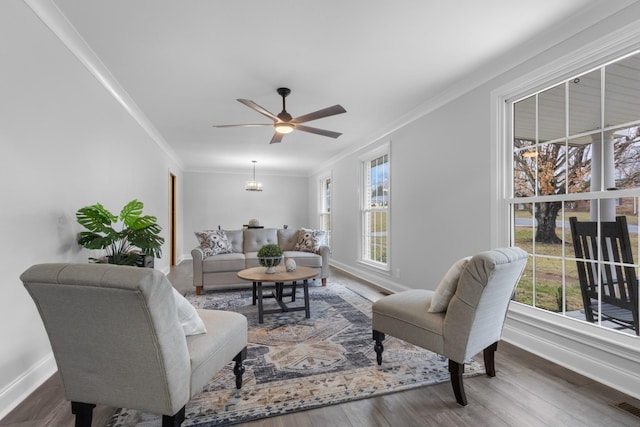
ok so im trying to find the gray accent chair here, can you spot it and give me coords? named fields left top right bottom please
left=21, top=263, right=248, bottom=427
left=372, top=247, right=528, bottom=406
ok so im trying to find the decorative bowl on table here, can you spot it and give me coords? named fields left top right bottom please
left=257, top=244, right=284, bottom=274
left=258, top=256, right=283, bottom=273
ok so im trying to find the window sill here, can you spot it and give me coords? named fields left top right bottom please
left=357, top=259, right=390, bottom=274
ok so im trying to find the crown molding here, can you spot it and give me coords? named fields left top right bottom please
left=311, top=2, right=637, bottom=177
left=23, top=0, right=184, bottom=170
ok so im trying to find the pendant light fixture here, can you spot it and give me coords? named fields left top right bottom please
left=245, top=160, right=263, bottom=191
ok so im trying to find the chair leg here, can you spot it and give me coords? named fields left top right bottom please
left=71, top=402, right=95, bottom=427
left=448, top=359, right=468, bottom=406
left=234, top=347, right=248, bottom=389
left=162, top=406, right=185, bottom=427
left=484, top=342, right=498, bottom=377
left=196, top=285, right=202, bottom=296
left=372, top=330, right=385, bottom=365
left=322, top=277, right=326, bottom=286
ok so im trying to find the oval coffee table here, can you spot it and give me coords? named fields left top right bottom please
left=237, top=266, right=318, bottom=323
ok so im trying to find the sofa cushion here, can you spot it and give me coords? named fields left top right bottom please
left=283, top=251, right=322, bottom=268
left=244, top=252, right=260, bottom=268
left=194, top=230, right=232, bottom=256
left=294, top=228, right=326, bottom=253
left=224, top=229, right=244, bottom=253
left=202, top=252, right=246, bottom=273
left=243, top=228, right=278, bottom=253
left=278, top=228, right=299, bottom=251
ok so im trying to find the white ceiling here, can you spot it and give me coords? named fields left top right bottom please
left=47, top=0, right=631, bottom=175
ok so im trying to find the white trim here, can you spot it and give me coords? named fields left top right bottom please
left=491, top=18, right=640, bottom=399
left=318, top=171, right=332, bottom=227
left=23, top=0, right=183, bottom=170
left=330, top=260, right=409, bottom=295
left=359, top=142, right=391, bottom=270
left=503, top=304, right=640, bottom=400
left=0, top=354, right=56, bottom=420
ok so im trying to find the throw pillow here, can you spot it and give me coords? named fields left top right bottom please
left=428, top=256, right=472, bottom=313
left=294, top=228, right=327, bottom=253
left=172, top=288, right=207, bottom=336
left=194, top=230, right=232, bottom=256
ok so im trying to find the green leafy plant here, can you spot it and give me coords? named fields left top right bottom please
left=257, top=244, right=283, bottom=269
left=76, top=199, right=164, bottom=265
left=257, top=244, right=283, bottom=259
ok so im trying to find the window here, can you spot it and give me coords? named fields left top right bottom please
left=508, top=51, right=640, bottom=335
left=320, top=175, right=331, bottom=246
left=361, top=144, right=390, bottom=269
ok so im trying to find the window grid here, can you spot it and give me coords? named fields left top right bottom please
left=361, top=151, right=389, bottom=268
left=320, top=177, right=331, bottom=246
left=509, top=51, right=640, bottom=334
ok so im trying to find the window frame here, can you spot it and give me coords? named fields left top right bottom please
left=319, top=173, right=332, bottom=247
left=359, top=142, right=391, bottom=271
left=491, top=25, right=640, bottom=335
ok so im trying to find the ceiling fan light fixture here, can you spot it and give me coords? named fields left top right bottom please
left=275, top=122, right=294, bottom=134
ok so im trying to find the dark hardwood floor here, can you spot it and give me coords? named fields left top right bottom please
left=2, top=263, right=640, bottom=427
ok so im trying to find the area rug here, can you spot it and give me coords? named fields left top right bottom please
left=107, top=281, right=483, bottom=427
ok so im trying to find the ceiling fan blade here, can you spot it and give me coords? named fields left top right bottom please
left=237, top=99, right=279, bottom=121
left=270, top=132, right=284, bottom=144
left=295, top=124, right=342, bottom=139
left=213, top=123, right=272, bottom=128
left=292, top=104, right=346, bottom=124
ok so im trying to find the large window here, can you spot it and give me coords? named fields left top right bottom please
left=361, top=144, right=390, bottom=269
left=320, top=176, right=331, bottom=246
left=509, top=51, right=640, bottom=336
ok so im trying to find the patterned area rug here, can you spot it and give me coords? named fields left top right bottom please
left=108, top=281, right=483, bottom=427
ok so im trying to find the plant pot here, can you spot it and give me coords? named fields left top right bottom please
left=136, top=254, right=154, bottom=268
left=259, top=256, right=283, bottom=273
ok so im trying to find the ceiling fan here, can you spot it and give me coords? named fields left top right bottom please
left=213, top=87, right=346, bottom=144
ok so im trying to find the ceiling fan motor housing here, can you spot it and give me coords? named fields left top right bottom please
left=277, top=87, right=293, bottom=122
left=277, top=87, right=291, bottom=98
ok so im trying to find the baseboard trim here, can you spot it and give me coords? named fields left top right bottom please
left=328, top=260, right=410, bottom=294
left=503, top=303, right=640, bottom=400
left=0, top=353, right=57, bottom=420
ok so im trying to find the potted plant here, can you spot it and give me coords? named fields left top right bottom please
left=257, top=244, right=283, bottom=273
left=76, top=199, right=164, bottom=266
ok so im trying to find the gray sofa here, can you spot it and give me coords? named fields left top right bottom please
left=192, top=227, right=329, bottom=295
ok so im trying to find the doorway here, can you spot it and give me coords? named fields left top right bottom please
left=170, top=173, right=177, bottom=266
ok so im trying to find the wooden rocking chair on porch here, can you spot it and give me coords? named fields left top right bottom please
left=569, top=216, right=639, bottom=335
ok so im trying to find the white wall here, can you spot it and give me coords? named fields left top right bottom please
left=0, top=1, right=183, bottom=417
left=320, top=86, right=492, bottom=293
left=315, top=1, right=640, bottom=400
left=183, top=171, right=310, bottom=251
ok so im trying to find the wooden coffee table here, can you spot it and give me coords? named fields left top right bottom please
left=237, top=266, right=318, bottom=323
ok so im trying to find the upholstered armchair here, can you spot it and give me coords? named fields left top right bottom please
left=21, top=263, right=248, bottom=427
left=372, top=247, right=528, bottom=406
